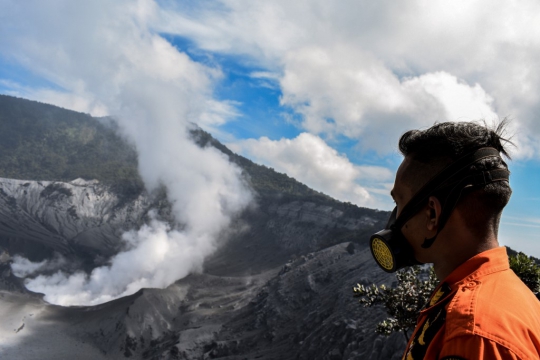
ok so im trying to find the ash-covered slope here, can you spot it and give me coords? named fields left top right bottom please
left=0, top=95, right=399, bottom=359
left=0, top=245, right=404, bottom=360
left=0, top=178, right=398, bottom=359
left=0, top=177, right=160, bottom=269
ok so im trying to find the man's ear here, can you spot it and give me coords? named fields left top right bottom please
left=426, top=196, right=442, bottom=231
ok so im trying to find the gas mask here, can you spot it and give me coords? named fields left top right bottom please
left=370, top=147, right=510, bottom=273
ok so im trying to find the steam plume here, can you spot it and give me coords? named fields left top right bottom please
left=4, top=0, right=252, bottom=305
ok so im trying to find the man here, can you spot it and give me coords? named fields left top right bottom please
left=370, top=121, right=540, bottom=359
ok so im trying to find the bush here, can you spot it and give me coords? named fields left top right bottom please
left=353, top=266, right=438, bottom=341
left=509, top=252, right=540, bottom=298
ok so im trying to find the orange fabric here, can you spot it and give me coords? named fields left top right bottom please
left=403, top=247, right=540, bottom=360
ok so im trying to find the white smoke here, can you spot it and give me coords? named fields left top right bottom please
left=11, top=254, right=67, bottom=278
left=3, top=0, right=252, bottom=306
left=20, top=214, right=229, bottom=305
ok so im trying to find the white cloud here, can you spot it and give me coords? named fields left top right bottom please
left=230, top=133, right=393, bottom=207
left=1, top=0, right=252, bottom=306
left=402, top=72, right=497, bottom=123
left=279, top=46, right=497, bottom=153
left=156, top=0, right=540, bottom=158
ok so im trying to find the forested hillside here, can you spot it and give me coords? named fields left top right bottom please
left=0, top=95, right=381, bottom=221
left=0, top=95, right=141, bottom=190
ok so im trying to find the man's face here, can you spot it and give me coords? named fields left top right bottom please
left=391, top=156, right=432, bottom=263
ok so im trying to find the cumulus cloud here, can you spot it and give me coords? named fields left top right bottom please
left=280, top=47, right=497, bottom=153
left=2, top=0, right=252, bottom=306
left=401, top=72, right=497, bottom=122
left=230, top=133, right=393, bottom=207
left=156, top=0, right=540, bottom=158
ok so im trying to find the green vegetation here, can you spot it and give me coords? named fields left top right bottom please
left=353, top=266, right=438, bottom=341
left=0, top=95, right=143, bottom=194
left=0, top=95, right=358, bottom=206
left=509, top=251, right=540, bottom=297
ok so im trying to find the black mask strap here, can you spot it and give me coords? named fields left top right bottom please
left=421, top=168, right=510, bottom=248
left=393, top=147, right=505, bottom=231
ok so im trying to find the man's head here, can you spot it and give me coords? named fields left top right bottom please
left=396, top=121, right=512, bottom=231
left=390, top=121, right=513, bottom=272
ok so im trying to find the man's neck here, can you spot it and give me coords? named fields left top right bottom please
left=432, top=234, right=499, bottom=281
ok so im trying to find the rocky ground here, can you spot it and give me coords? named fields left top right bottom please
left=0, top=177, right=404, bottom=359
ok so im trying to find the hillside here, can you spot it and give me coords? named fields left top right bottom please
left=0, top=95, right=142, bottom=192
left=0, top=95, right=395, bottom=359
left=0, top=96, right=312, bottom=197
left=0, top=95, right=386, bottom=255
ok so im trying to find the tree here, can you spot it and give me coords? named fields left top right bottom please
left=353, top=266, right=438, bottom=342
left=509, top=252, right=540, bottom=298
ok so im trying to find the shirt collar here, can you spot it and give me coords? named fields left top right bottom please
left=423, top=246, right=509, bottom=310
left=442, top=246, right=509, bottom=288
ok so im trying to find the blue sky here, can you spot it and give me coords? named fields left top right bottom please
left=1, top=0, right=539, bottom=257
left=163, top=33, right=540, bottom=257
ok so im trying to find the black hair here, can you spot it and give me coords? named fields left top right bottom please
left=399, top=120, right=512, bottom=162
left=398, top=120, right=514, bottom=236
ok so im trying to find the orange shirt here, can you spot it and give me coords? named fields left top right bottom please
left=403, top=247, right=540, bottom=360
